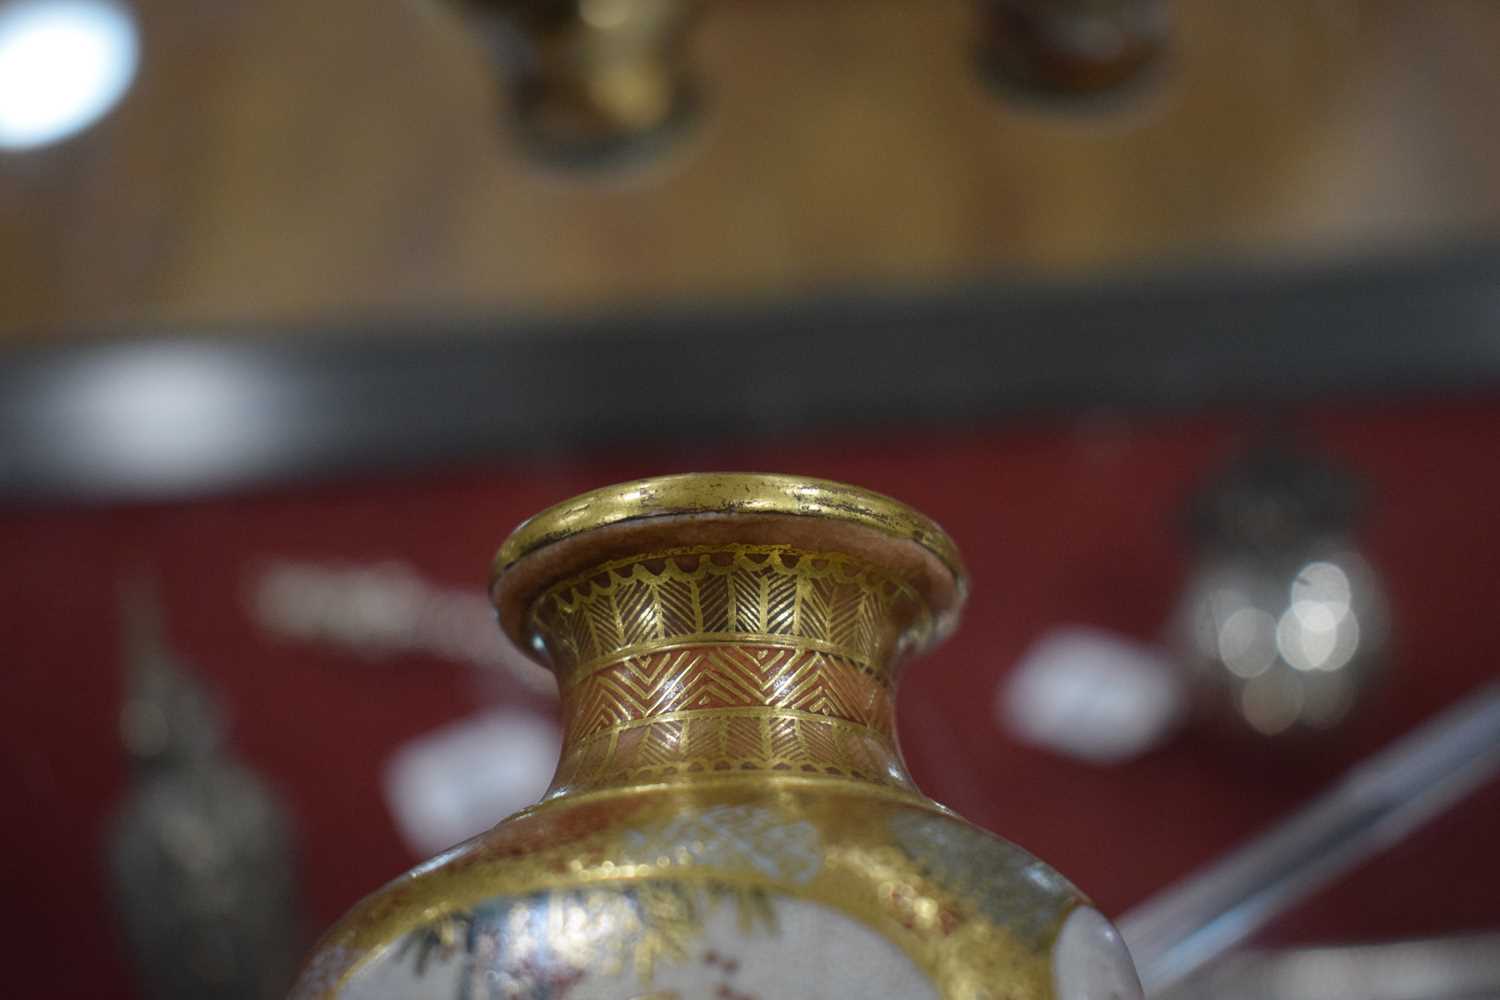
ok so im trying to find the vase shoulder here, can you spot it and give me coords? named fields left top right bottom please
left=293, top=781, right=1129, bottom=1000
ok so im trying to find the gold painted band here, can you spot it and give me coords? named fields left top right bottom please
left=556, top=636, right=892, bottom=688
left=564, top=704, right=898, bottom=745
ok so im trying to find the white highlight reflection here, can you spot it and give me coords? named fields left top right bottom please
left=1291, top=561, right=1351, bottom=621
left=1277, top=560, right=1363, bottom=674
left=252, top=558, right=557, bottom=694
left=0, top=0, right=138, bottom=150
left=1217, top=607, right=1277, bottom=679
left=1003, top=626, right=1183, bottom=764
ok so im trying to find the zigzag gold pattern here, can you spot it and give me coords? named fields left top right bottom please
left=529, top=545, right=930, bottom=683
left=563, top=645, right=892, bottom=741
left=547, top=708, right=908, bottom=798
left=528, top=545, right=927, bottom=798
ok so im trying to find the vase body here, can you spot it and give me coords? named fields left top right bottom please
left=293, top=475, right=1141, bottom=1000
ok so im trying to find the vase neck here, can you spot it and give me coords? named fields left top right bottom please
left=526, top=544, right=933, bottom=799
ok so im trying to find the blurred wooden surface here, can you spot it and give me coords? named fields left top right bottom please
left=4, top=0, right=1500, bottom=340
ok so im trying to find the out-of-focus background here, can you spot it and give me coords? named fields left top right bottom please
left=2, top=1, right=1499, bottom=997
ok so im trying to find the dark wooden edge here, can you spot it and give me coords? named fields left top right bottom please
left=3, top=245, right=1500, bottom=503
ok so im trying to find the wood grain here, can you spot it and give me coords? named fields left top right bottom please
left=4, top=0, right=1500, bottom=340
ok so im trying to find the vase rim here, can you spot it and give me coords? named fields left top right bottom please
left=492, top=472, right=966, bottom=587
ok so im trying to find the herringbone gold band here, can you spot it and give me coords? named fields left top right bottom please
left=531, top=544, right=929, bottom=680
left=547, top=706, right=909, bottom=799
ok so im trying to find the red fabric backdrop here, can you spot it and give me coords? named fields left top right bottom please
left=3, top=397, right=1497, bottom=997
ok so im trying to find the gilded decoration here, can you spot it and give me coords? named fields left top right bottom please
left=886, top=812, right=1079, bottom=948
left=563, top=645, right=893, bottom=739
left=492, top=473, right=967, bottom=595
left=547, top=706, right=910, bottom=797
left=530, top=545, right=926, bottom=797
left=530, top=545, right=931, bottom=680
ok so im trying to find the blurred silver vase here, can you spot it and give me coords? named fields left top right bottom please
left=107, top=583, right=301, bottom=1000
left=1171, top=439, right=1390, bottom=738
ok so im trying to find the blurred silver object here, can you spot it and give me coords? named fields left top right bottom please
left=249, top=557, right=555, bottom=695
left=1156, top=932, right=1500, bottom=1000
left=1171, top=439, right=1389, bottom=737
left=107, top=580, right=301, bottom=1000
left=1120, top=683, right=1500, bottom=996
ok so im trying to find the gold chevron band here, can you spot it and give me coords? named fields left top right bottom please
left=546, top=707, right=908, bottom=798
left=529, top=544, right=922, bottom=798
left=562, top=644, right=892, bottom=741
left=529, top=544, right=930, bottom=682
